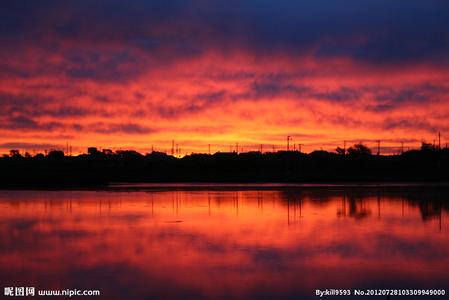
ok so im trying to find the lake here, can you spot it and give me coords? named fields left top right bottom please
left=1, top=185, right=448, bottom=299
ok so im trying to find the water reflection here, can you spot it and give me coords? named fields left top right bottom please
left=0, top=188, right=448, bottom=299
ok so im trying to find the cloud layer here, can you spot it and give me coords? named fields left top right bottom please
left=1, top=1, right=448, bottom=154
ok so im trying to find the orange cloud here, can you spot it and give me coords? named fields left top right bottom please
left=1, top=48, right=448, bottom=155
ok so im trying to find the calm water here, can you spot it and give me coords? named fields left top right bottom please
left=1, top=186, right=449, bottom=299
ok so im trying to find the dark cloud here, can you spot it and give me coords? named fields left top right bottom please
left=0, top=92, right=52, bottom=108
left=0, top=116, right=65, bottom=131
left=139, top=91, right=229, bottom=120
left=0, top=142, right=63, bottom=151
left=311, top=87, right=363, bottom=102
left=5, top=116, right=38, bottom=129
left=196, top=90, right=227, bottom=103
left=374, top=84, right=448, bottom=103
left=88, top=122, right=155, bottom=134
left=62, top=49, right=144, bottom=82
left=250, top=81, right=312, bottom=99
left=243, top=79, right=449, bottom=108
left=1, top=0, right=448, bottom=67
left=382, top=118, right=445, bottom=133
left=0, top=91, right=114, bottom=119
left=366, top=83, right=449, bottom=112
left=154, top=104, right=207, bottom=119
left=0, top=113, right=155, bottom=135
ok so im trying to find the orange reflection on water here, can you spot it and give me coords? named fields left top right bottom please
left=0, top=188, right=448, bottom=299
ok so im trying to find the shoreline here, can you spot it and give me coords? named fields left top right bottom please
left=1, top=181, right=449, bottom=192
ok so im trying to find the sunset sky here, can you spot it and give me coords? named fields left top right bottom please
left=1, top=1, right=449, bottom=155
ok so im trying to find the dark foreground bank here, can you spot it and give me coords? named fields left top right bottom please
left=1, top=145, right=448, bottom=188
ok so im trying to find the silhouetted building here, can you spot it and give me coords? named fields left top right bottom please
left=88, top=147, right=99, bottom=155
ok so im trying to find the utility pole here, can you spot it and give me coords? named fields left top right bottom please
left=298, top=144, right=303, bottom=153
left=287, top=136, right=292, bottom=151
left=343, top=140, right=346, bottom=155
left=377, top=140, right=380, bottom=156
left=208, top=144, right=211, bottom=155
left=272, top=144, right=275, bottom=152
left=401, top=141, right=404, bottom=154
left=260, top=144, right=263, bottom=153
left=438, top=131, right=441, bottom=150
left=171, top=140, right=175, bottom=156
left=236, top=142, right=239, bottom=154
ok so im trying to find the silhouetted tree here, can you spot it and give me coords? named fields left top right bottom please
left=9, top=149, right=21, bottom=157
left=336, top=147, right=345, bottom=155
left=47, top=150, right=65, bottom=159
left=347, top=144, right=371, bottom=156
left=102, top=149, right=113, bottom=155
left=116, top=150, right=142, bottom=159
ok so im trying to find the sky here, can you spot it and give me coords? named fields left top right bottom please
left=1, top=0, right=449, bottom=155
